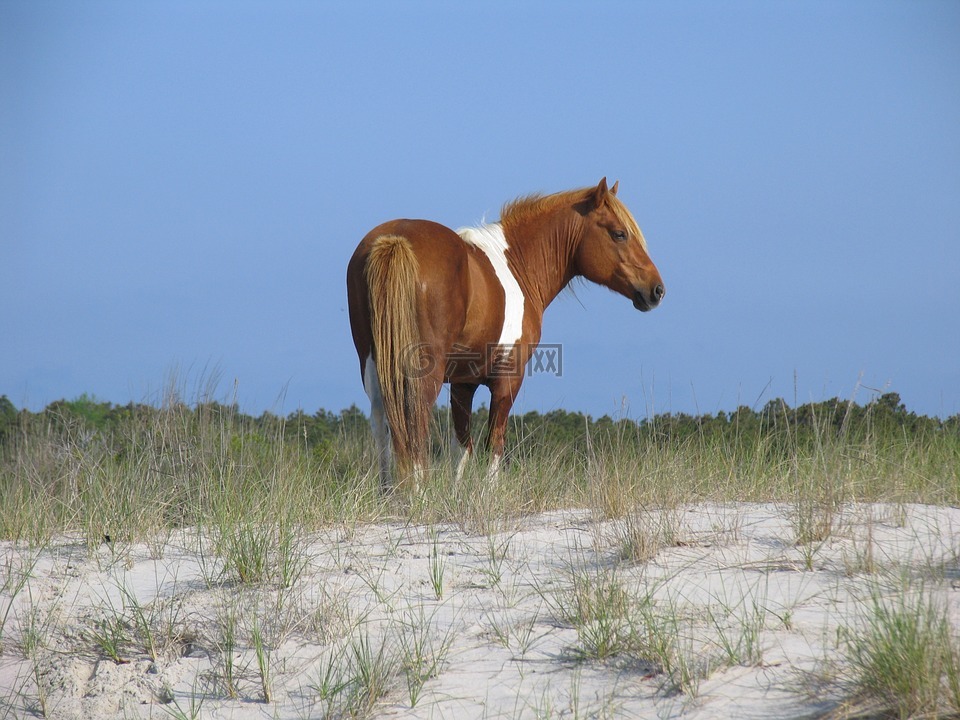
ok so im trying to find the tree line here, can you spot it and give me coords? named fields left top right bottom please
left=2, top=391, right=957, bottom=457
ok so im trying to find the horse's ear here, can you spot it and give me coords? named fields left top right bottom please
left=611, top=180, right=619, bottom=196
left=592, top=177, right=610, bottom=207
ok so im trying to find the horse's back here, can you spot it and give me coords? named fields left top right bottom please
left=352, top=219, right=466, bottom=272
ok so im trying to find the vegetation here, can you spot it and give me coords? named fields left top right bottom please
left=1, top=383, right=958, bottom=718
left=0, top=386, right=958, bottom=544
left=838, top=583, right=960, bottom=719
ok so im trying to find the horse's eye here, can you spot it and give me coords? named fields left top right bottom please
left=611, top=230, right=627, bottom=242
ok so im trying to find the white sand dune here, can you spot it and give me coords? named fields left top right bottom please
left=1, top=503, right=958, bottom=719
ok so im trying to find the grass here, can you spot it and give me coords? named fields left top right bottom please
left=525, top=670, right=622, bottom=720
left=836, top=581, right=960, bottom=719
left=117, top=579, right=187, bottom=665
left=609, top=505, right=682, bottom=564
left=2, top=378, right=958, bottom=546
left=0, top=379, right=387, bottom=548
left=212, top=597, right=241, bottom=699
left=396, top=605, right=454, bottom=707
left=251, top=617, right=273, bottom=703
left=161, top=691, right=204, bottom=720
left=428, top=529, right=446, bottom=600
left=480, top=533, right=512, bottom=589
left=0, top=377, right=958, bottom=717
left=634, top=594, right=712, bottom=698
left=0, top=548, right=38, bottom=654
left=19, top=603, right=51, bottom=718
left=534, top=550, right=719, bottom=698
left=85, top=615, right=130, bottom=665
left=339, top=629, right=400, bottom=717
left=541, top=561, right=635, bottom=662
left=705, top=580, right=769, bottom=669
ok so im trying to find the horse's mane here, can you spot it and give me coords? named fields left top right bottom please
left=500, top=186, right=647, bottom=251
left=499, top=188, right=590, bottom=228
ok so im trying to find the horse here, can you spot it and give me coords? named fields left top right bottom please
left=347, top=178, right=664, bottom=489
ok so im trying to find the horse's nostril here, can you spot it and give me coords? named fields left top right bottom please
left=653, top=284, right=665, bottom=301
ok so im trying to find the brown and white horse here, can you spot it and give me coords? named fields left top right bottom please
left=347, top=178, right=664, bottom=488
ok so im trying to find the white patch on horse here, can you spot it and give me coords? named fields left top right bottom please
left=453, top=435, right=471, bottom=482
left=457, top=223, right=524, bottom=349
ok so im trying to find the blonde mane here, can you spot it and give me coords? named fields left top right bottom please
left=499, top=188, right=586, bottom=227
left=499, top=186, right=648, bottom=251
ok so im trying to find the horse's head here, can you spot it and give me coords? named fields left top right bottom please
left=573, top=178, right=664, bottom=312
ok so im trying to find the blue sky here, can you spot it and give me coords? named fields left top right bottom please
left=2, top=1, right=959, bottom=420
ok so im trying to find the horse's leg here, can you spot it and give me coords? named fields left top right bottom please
left=363, top=354, right=392, bottom=490
left=450, top=383, right=478, bottom=481
left=406, top=359, right=445, bottom=489
left=486, top=379, right=521, bottom=479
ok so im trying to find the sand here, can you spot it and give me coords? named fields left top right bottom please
left=1, top=503, right=958, bottom=719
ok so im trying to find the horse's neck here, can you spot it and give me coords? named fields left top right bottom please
left=504, top=213, right=581, bottom=313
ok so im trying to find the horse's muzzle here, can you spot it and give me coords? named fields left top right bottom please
left=633, top=284, right=665, bottom=312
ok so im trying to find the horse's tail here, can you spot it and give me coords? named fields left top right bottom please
left=365, top=235, right=428, bottom=477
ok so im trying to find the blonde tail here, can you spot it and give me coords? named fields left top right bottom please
left=364, top=235, right=428, bottom=478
